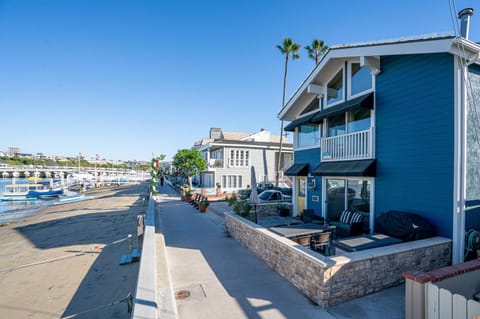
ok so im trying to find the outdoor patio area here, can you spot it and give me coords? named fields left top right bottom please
left=225, top=212, right=452, bottom=307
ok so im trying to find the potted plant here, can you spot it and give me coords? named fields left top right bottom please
left=277, top=203, right=290, bottom=217
left=184, top=187, right=192, bottom=202
left=199, top=198, right=210, bottom=213
left=216, top=183, right=222, bottom=196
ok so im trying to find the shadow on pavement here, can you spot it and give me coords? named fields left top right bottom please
left=11, top=185, right=147, bottom=318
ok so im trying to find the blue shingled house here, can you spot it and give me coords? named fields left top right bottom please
left=279, top=32, right=480, bottom=264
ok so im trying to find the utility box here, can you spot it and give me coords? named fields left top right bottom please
left=137, top=214, right=145, bottom=238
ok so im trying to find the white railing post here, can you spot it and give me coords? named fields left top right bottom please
left=320, top=128, right=373, bottom=161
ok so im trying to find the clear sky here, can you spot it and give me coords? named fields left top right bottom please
left=0, top=0, right=478, bottom=161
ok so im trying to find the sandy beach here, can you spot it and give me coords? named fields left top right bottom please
left=0, top=183, right=149, bottom=318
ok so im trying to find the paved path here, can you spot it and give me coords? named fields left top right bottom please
left=157, top=185, right=335, bottom=319
left=156, top=184, right=405, bottom=319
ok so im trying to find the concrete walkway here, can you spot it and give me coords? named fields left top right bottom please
left=155, top=185, right=405, bottom=319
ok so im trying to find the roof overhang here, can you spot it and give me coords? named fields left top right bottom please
left=278, top=36, right=480, bottom=121
left=284, top=92, right=373, bottom=131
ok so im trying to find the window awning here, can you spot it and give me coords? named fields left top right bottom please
left=284, top=113, right=316, bottom=132
left=284, top=163, right=309, bottom=176
left=311, top=92, right=374, bottom=123
left=312, top=159, right=376, bottom=177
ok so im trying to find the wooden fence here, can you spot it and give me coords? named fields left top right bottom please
left=426, top=282, right=480, bottom=319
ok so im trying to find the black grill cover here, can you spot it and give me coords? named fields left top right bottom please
left=375, top=211, right=435, bottom=242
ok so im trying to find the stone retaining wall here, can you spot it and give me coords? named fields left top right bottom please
left=225, top=212, right=452, bottom=307
left=247, top=202, right=292, bottom=220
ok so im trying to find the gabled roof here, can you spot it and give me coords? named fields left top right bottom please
left=278, top=34, right=480, bottom=121
left=195, top=128, right=291, bottom=151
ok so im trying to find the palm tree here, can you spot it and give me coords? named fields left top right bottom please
left=276, top=37, right=301, bottom=187
left=304, top=39, right=328, bottom=65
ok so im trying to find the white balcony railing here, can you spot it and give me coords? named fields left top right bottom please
left=320, top=127, right=373, bottom=161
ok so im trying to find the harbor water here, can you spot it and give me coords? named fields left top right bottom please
left=0, top=178, right=52, bottom=222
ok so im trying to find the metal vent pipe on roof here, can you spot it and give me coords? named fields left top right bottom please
left=458, top=7, right=474, bottom=39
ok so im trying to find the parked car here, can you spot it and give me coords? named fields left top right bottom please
left=238, top=188, right=252, bottom=200
left=238, top=186, right=292, bottom=200
left=258, top=190, right=291, bottom=202
left=256, top=182, right=275, bottom=193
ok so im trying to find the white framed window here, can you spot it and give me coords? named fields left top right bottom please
left=229, top=149, right=249, bottom=167
left=325, top=67, right=345, bottom=107
left=221, top=175, right=243, bottom=189
left=211, top=150, right=223, bottom=160
left=348, top=62, right=373, bottom=98
left=296, top=124, right=321, bottom=149
left=299, top=97, right=320, bottom=116
left=322, top=176, right=374, bottom=233
left=326, top=107, right=371, bottom=137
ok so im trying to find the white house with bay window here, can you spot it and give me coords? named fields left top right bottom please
left=193, top=127, right=293, bottom=193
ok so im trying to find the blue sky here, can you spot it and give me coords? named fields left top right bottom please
left=0, top=0, right=478, bottom=161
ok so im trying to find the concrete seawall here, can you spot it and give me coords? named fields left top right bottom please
left=132, top=196, right=178, bottom=319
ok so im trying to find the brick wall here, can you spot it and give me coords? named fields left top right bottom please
left=225, top=212, right=452, bottom=307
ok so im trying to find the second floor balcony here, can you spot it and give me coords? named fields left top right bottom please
left=320, top=127, right=373, bottom=162
left=207, top=159, right=224, bottom=169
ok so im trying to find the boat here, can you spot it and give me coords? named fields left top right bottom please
left=26, top=179, right=65, bottom=198
left=2, top=183, right=43, bottom=200
left=55, top=193, right=93, bottom=205
left=0, top=196, right=39, bottom=202
left=27, top=188, right=64, bottom=198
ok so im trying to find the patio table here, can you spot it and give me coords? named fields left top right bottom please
left=270, top=223, right=334, bottom=239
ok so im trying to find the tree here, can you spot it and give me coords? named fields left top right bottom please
left=304, top=39, right=328, bottom=65
left=276, top=37, right=301, bottom=186
left=172, top=149, right=206, bottom=188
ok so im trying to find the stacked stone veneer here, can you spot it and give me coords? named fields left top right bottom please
left=247, top=202, right=292, bottom=220
left=225, top=212, right=452, bottom=307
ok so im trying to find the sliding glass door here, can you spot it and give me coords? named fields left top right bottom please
left=325, top=177, right=372, bottom=230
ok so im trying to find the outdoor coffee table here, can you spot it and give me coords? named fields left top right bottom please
left=334, top=233, right=403, bottom=252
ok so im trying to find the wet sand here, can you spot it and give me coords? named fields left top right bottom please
left=0, top=183, right=149, bottom=318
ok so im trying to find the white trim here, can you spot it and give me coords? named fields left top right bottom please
left=307, top=84, right=324, bottom=96
left=292, top=176, right=297, bottom=215
left=207, top=142, right=293, bottom=151
left=324, top=65, right=345, bottom=108
left=227, top=149, right=250, bottom=168
left=297, top=95, right=320, bottom=117
left=295, top=145, right=321, bottom=152
left=279, top=37, right=480, bottom=121
left=347, top=61, right=375, bottom=100
left=452, top=56, right=467, bottom=264
left=294, top=123, right=321, bottom=151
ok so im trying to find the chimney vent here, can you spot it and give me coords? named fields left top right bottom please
left=458, top=8, right=474, bottom=39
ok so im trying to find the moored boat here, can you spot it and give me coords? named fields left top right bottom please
left=26, top=179, right=65, bottom=198
left=0, top=196, right=39, bottom=202
left=2, top=183, right=43, bottom=199
left=55, top=193, right=93, bottom=205
left=27, top=188, right=64, bottom=198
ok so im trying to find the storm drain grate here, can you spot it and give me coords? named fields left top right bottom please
left=175, top=290, right=191, bottom=300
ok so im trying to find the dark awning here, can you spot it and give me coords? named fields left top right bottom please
left=312, top=159, right=376, bottom=177
left=284, top=163, right=309, bottom=176
left=311, top=92, right=374, bottom=123
left=284, top=113, right=317, bottom=132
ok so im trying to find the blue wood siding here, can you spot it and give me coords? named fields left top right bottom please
left=294, top=148, right=322, bottom=216
left=375, top=53, right=454, bottom=237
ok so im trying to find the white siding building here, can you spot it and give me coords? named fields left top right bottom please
left=194, top=128, right=293, bottom=193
